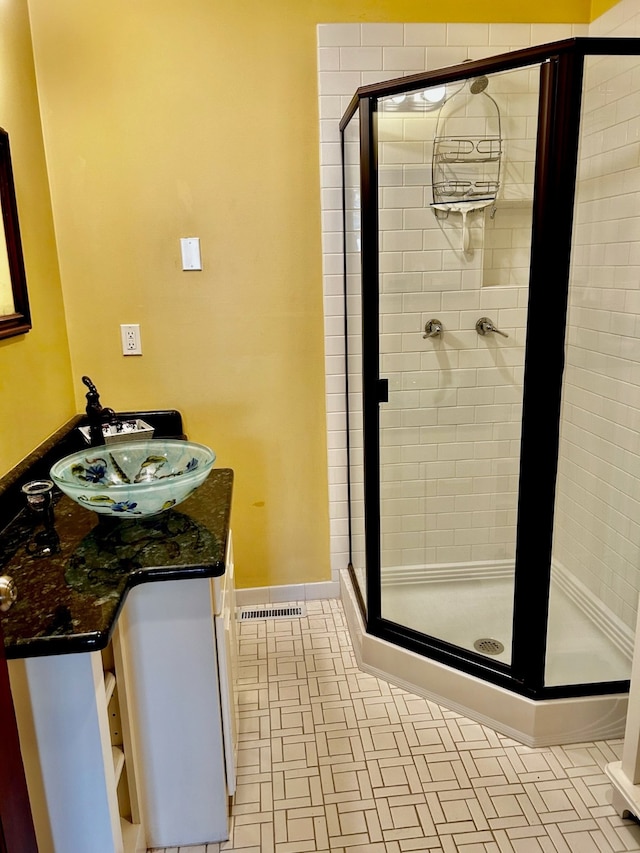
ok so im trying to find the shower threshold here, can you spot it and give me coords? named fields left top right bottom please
left=341, top=570, right=628, bottom=748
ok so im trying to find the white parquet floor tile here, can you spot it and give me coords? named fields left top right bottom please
left=148, top=598, right=640, bottom=853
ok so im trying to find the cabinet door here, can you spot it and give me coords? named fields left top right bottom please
left=123, top=578, right=228, bottom=846
left=0, top=618, right=38, bottom=853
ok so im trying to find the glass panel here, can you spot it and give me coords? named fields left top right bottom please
left=377, top=66, right=541, bottom=663
left=546, top=54, right=640, bottom=687
left=343, top=109, right=367, bottom=610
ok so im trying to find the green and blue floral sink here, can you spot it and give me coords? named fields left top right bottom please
left=50, top=439, right=216, bottom=517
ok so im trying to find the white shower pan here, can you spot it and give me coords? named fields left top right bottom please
left=341, top=569, right=628, bottom=748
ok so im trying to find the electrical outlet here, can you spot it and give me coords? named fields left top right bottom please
left=120, top=324, right=142, bottom=356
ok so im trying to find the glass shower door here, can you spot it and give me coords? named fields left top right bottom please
left=343, top=108, right=368, bottom=610
left=545, top=52, right=640, bottom=688
left=377, top=65, right=541, bottom=664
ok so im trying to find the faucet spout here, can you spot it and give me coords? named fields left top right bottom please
left=82, top=376, right=117, bottom=446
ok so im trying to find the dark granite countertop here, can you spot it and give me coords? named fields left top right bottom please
left=0, top=413, right=232, bottom=659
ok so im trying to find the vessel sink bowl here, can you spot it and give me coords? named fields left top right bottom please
left=50, top=439, right=216, bottom=517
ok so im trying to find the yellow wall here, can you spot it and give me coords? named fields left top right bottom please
left=0, top=0, right=74, bottom=475
left=24, top=0, right=596, bottom=589
left=591, top=0, right=620, bottom=20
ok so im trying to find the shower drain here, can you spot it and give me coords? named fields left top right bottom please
left=473, top=638, right=505, bottom=655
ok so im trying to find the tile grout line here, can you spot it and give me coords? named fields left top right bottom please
left=149, top=598, right=640, bottom=853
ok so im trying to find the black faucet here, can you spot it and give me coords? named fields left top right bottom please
left=82, top=376, right=118, bottom=446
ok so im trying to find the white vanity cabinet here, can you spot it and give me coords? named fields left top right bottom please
left=0, top=422, right=236, bottom=853
left=9, top=533, right=238, bottom=852
left=10, top=623, right=145, bottom=853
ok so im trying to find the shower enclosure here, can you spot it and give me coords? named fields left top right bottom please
left=341, top=37, right=640, bottom=718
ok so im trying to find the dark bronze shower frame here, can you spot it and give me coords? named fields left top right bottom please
left=341, top=38, right=640, bottom=701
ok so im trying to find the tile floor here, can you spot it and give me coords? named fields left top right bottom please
left=148, top=598, right=640, bottom=853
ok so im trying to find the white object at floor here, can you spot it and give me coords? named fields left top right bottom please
left=606, top=593, right=640, bottom=819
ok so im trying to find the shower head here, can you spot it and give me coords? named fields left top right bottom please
left=469, top=75, right=489, bottom=94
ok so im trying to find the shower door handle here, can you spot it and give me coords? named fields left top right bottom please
left=476, top=317, right=508, bottom=338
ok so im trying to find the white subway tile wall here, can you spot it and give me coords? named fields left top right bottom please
left=375, top=62, right=541, bottom=572
left=318, top=20, right=588, bottom=585
left=551, top=30, right=640, bottom=632
left=319, top=6, right=640, bottom=654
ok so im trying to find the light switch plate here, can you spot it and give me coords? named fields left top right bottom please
left=180, top=237, right=202, bottom=271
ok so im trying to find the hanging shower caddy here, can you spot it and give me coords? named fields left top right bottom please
left=431, top=75, right=502, bottom=252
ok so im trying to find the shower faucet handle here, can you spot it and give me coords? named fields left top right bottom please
left=476, top=317, right=508, bottom=338
left=423, top=319, right=443, bottom=339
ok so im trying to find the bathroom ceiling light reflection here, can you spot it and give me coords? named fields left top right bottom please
left=382, top=85, right=446, bottom=112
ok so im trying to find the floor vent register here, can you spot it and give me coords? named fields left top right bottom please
left=239, top=604, right=306, bottom=621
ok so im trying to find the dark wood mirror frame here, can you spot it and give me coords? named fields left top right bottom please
left=0, top=128, right=30, bottom=341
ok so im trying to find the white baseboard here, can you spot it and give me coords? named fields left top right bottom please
left=381, top=559, right=514, bottom=586
left=235, top=580, right=340, bottom=607
left=553, top=560, right=634, bottom=659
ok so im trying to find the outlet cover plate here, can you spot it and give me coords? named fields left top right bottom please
left=121, top=323, right=142, bottom=356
